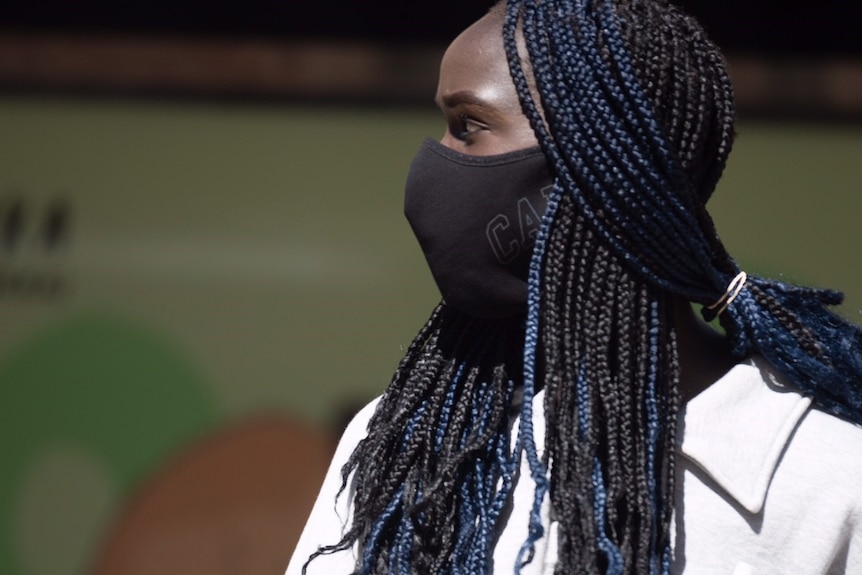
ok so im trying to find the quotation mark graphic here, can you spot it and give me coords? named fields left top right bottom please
left=1, top=192, right=72, bottom=298
left=1, top=195, right=71, bottom=253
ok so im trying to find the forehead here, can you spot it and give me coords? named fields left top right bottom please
left=435, top=12, right=521, bottom=113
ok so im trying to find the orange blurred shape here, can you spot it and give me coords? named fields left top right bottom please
left=91, top=416, right=334, bottom=575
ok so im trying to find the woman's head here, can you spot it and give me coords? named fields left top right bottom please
left=418, top=0, right=740, bottom=321
left=427, top=0, right=742, bottom=317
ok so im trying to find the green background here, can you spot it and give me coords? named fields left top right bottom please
left=0, top=95, right=860, bottom=575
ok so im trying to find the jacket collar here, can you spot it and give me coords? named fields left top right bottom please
left=679, top=355, right=812, bottom=514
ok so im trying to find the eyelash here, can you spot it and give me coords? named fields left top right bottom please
left=453, top=114, right=486, bottom=140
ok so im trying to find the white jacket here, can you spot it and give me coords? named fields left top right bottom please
left=286, top=356, right=862, bottom=574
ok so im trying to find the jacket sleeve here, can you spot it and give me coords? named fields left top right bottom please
left=845, top=503, right=862, bottom=575
left=284, top=397, right=380, bottom=575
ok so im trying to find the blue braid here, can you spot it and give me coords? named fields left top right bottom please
left=360, top=486, right=405, bottom=575
left=385, top=398, right=436, bottom=575
left=391, top=488, right=416, bottom=575
left=515, top=179, right=564, bottom=570
left=721, top=281, right=862, bottom=422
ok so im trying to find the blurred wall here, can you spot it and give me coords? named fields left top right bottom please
left=0, top=96, right=443, bottom=575
left=0, top=94, right=860, bottom=575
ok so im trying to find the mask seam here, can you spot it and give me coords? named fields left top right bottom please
left=422, top=137, right=545, bottom=167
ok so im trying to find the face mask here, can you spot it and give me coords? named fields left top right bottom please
left=404, top=138, right=553, bottom=318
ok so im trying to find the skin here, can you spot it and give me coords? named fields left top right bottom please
left=435, top=10, right=537, bottom=156
left=435, top=8, right=737, bottom=401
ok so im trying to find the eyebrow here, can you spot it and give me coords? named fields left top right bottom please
left=437, top=90, right=492, bottom=110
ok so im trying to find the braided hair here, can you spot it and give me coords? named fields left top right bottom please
left=306, top=0, right=862, bottom=574
left=510, top=0, right=862, bottom=572
left=305, top=305, right=526, bottom=574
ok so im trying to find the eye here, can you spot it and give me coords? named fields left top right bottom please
left=452, top=113, right=488, bottom=141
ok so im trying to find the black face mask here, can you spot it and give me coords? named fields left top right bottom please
left=404, top=138, right=554, bottom=318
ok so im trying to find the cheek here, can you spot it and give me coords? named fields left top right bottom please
left=507, top=118, right=540, bottom=151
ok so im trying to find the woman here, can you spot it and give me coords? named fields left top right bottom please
left=286, top=0, right=862, bottom=573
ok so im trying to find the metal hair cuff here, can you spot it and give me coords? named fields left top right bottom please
left=706, top=271, right=748, bottom=318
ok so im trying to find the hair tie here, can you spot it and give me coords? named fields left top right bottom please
left=705, top=271, right=747, bottom=319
